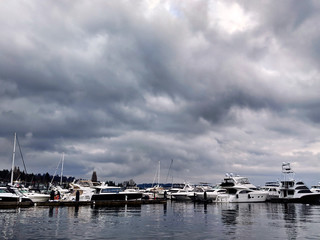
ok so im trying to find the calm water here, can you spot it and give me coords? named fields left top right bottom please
left=1, top=201, right=320, bottom=239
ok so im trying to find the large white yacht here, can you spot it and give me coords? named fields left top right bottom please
left=215, top=174, right=268, bottom=203
left=271, top=163, right=320, bottom=204
left=215, top=188, right=268, bottom=203
left=91, top=184, right=143, bottom=202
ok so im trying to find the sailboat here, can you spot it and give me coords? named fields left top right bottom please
left=49, top=153, right=69, bottom=200
left=12, top=133, right=50, bottom=203
left=143, top=161, right=166, bottom=199
left=0, top=133, right=33, bottom=206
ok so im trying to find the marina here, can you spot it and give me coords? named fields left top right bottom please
left=2, top=162, right=320, bottom=208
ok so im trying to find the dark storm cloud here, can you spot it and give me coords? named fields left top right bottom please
left=1, top=0, right=320, bottom=185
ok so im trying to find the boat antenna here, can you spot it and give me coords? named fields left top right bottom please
left=10, top=132, right=17, bottom=186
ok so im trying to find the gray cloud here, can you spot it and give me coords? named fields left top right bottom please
left=1, top=0, right=320, bottom=186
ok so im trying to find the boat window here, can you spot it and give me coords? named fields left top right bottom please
left=220, top=181, right=235, bottom=187
left=298, top=190, right=312, bottom=193
left=282, top=181, right=294, bottom=188
left=0, top=189, right=9, bottom=193
left=228, top=188, right=237, bottom=194
left=288, top=190, right=294, bottom=195
left=239, top=190, right=251, bottom=194
left=101, top=188, right=121, bottom=193
left=296, top=182, right=304, bottom=185
left=237, top=178, right=250, bottom=184
left=295, top=186, right=309, bottom=190
left=225, top=179, right=235, bottom=183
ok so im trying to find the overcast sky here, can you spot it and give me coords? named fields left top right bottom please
left=1, top=0, right=320, bottom=186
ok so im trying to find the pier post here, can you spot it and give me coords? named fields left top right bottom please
left=76, top=190, right=80, bottom=202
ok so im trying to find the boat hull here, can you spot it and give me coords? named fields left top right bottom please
left=28, top=195, right=50, bottom=203
left=270, top=194, right=320, bottom=204
left=171, top=194, right=192, bottom=201
left=0, top=196, right=33, bottom=207
left=215, top=192, right=268, bottom=203
left=92, top=192, right=143, bottom=201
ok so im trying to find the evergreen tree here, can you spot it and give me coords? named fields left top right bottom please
left=91, top=171, right=97, bottom=182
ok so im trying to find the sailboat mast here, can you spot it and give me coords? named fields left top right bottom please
left=158, top=161, right=160, bottom=186
left=60, top=152, right=64, bottom=186
left=10, top=132, right=17, bottom=186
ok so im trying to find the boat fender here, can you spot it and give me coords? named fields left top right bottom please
left=248, top=194, right=251, bottom=199
left=236, top=194, right=238, bottom=199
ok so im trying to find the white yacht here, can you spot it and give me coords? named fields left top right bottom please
left=194, top=186, right=227, bottom=202
left=215, top=188, right=268, bottom=203
left=61, top=179, right=95, bottom=202
left=260, top=182, right=280, bottom=201
left=91, top=184, right=143, bottom=202
left=310, top=183, right=320, bottom=193
left=0, top=186, right=33, bottom=206
left=271, top=163, right=320, bottom=204
left=215, top=174, right=268, bottom=203
left=166, top=183, right=185, bottom=199
left=18, top=187, right=50, bottom=203
left=170, top=183, right=194, bottom=201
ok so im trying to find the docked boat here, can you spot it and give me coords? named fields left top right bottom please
left=0, top=186, right=33, bottom=207
left=194, top=186, right=227, bottom=202
left=310, top=183, right=320, bottom=193
left=270, top=163, right=320, bottom=204
left=170, top=183, right=194, bottom=201
left=166, top=183, right=185, bottom=199
left=215, top=187, right=268, bottom=203
left=215, top=174, right=268, bottom=203
left=91, top=184, right=143, bottom=202
left=18, top=187, right=50, bottom=203
left=61, top=179, right=95, bottom=202
left=260, top=182, right=280, bottom=201
left=188, top=184, right=215, bottom=201
left=142, top=185, right=166, bottom=199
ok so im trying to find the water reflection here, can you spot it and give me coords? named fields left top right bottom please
left=221, top=204, right=239, bottom=225
left=3, top=202, right=320, bottom=239
left=49, top=206, right=53, bottom=217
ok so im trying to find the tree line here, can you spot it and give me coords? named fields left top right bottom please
left=0, top=168, right=137, bottom=189
left=0, top=167, right=75, bottom=187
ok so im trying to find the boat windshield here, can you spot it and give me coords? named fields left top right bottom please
left=0, top=188, right=10, bottom=193
left=237, top=178, right=250, bottom=184
left=101, top=188, right=121, bottom=193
